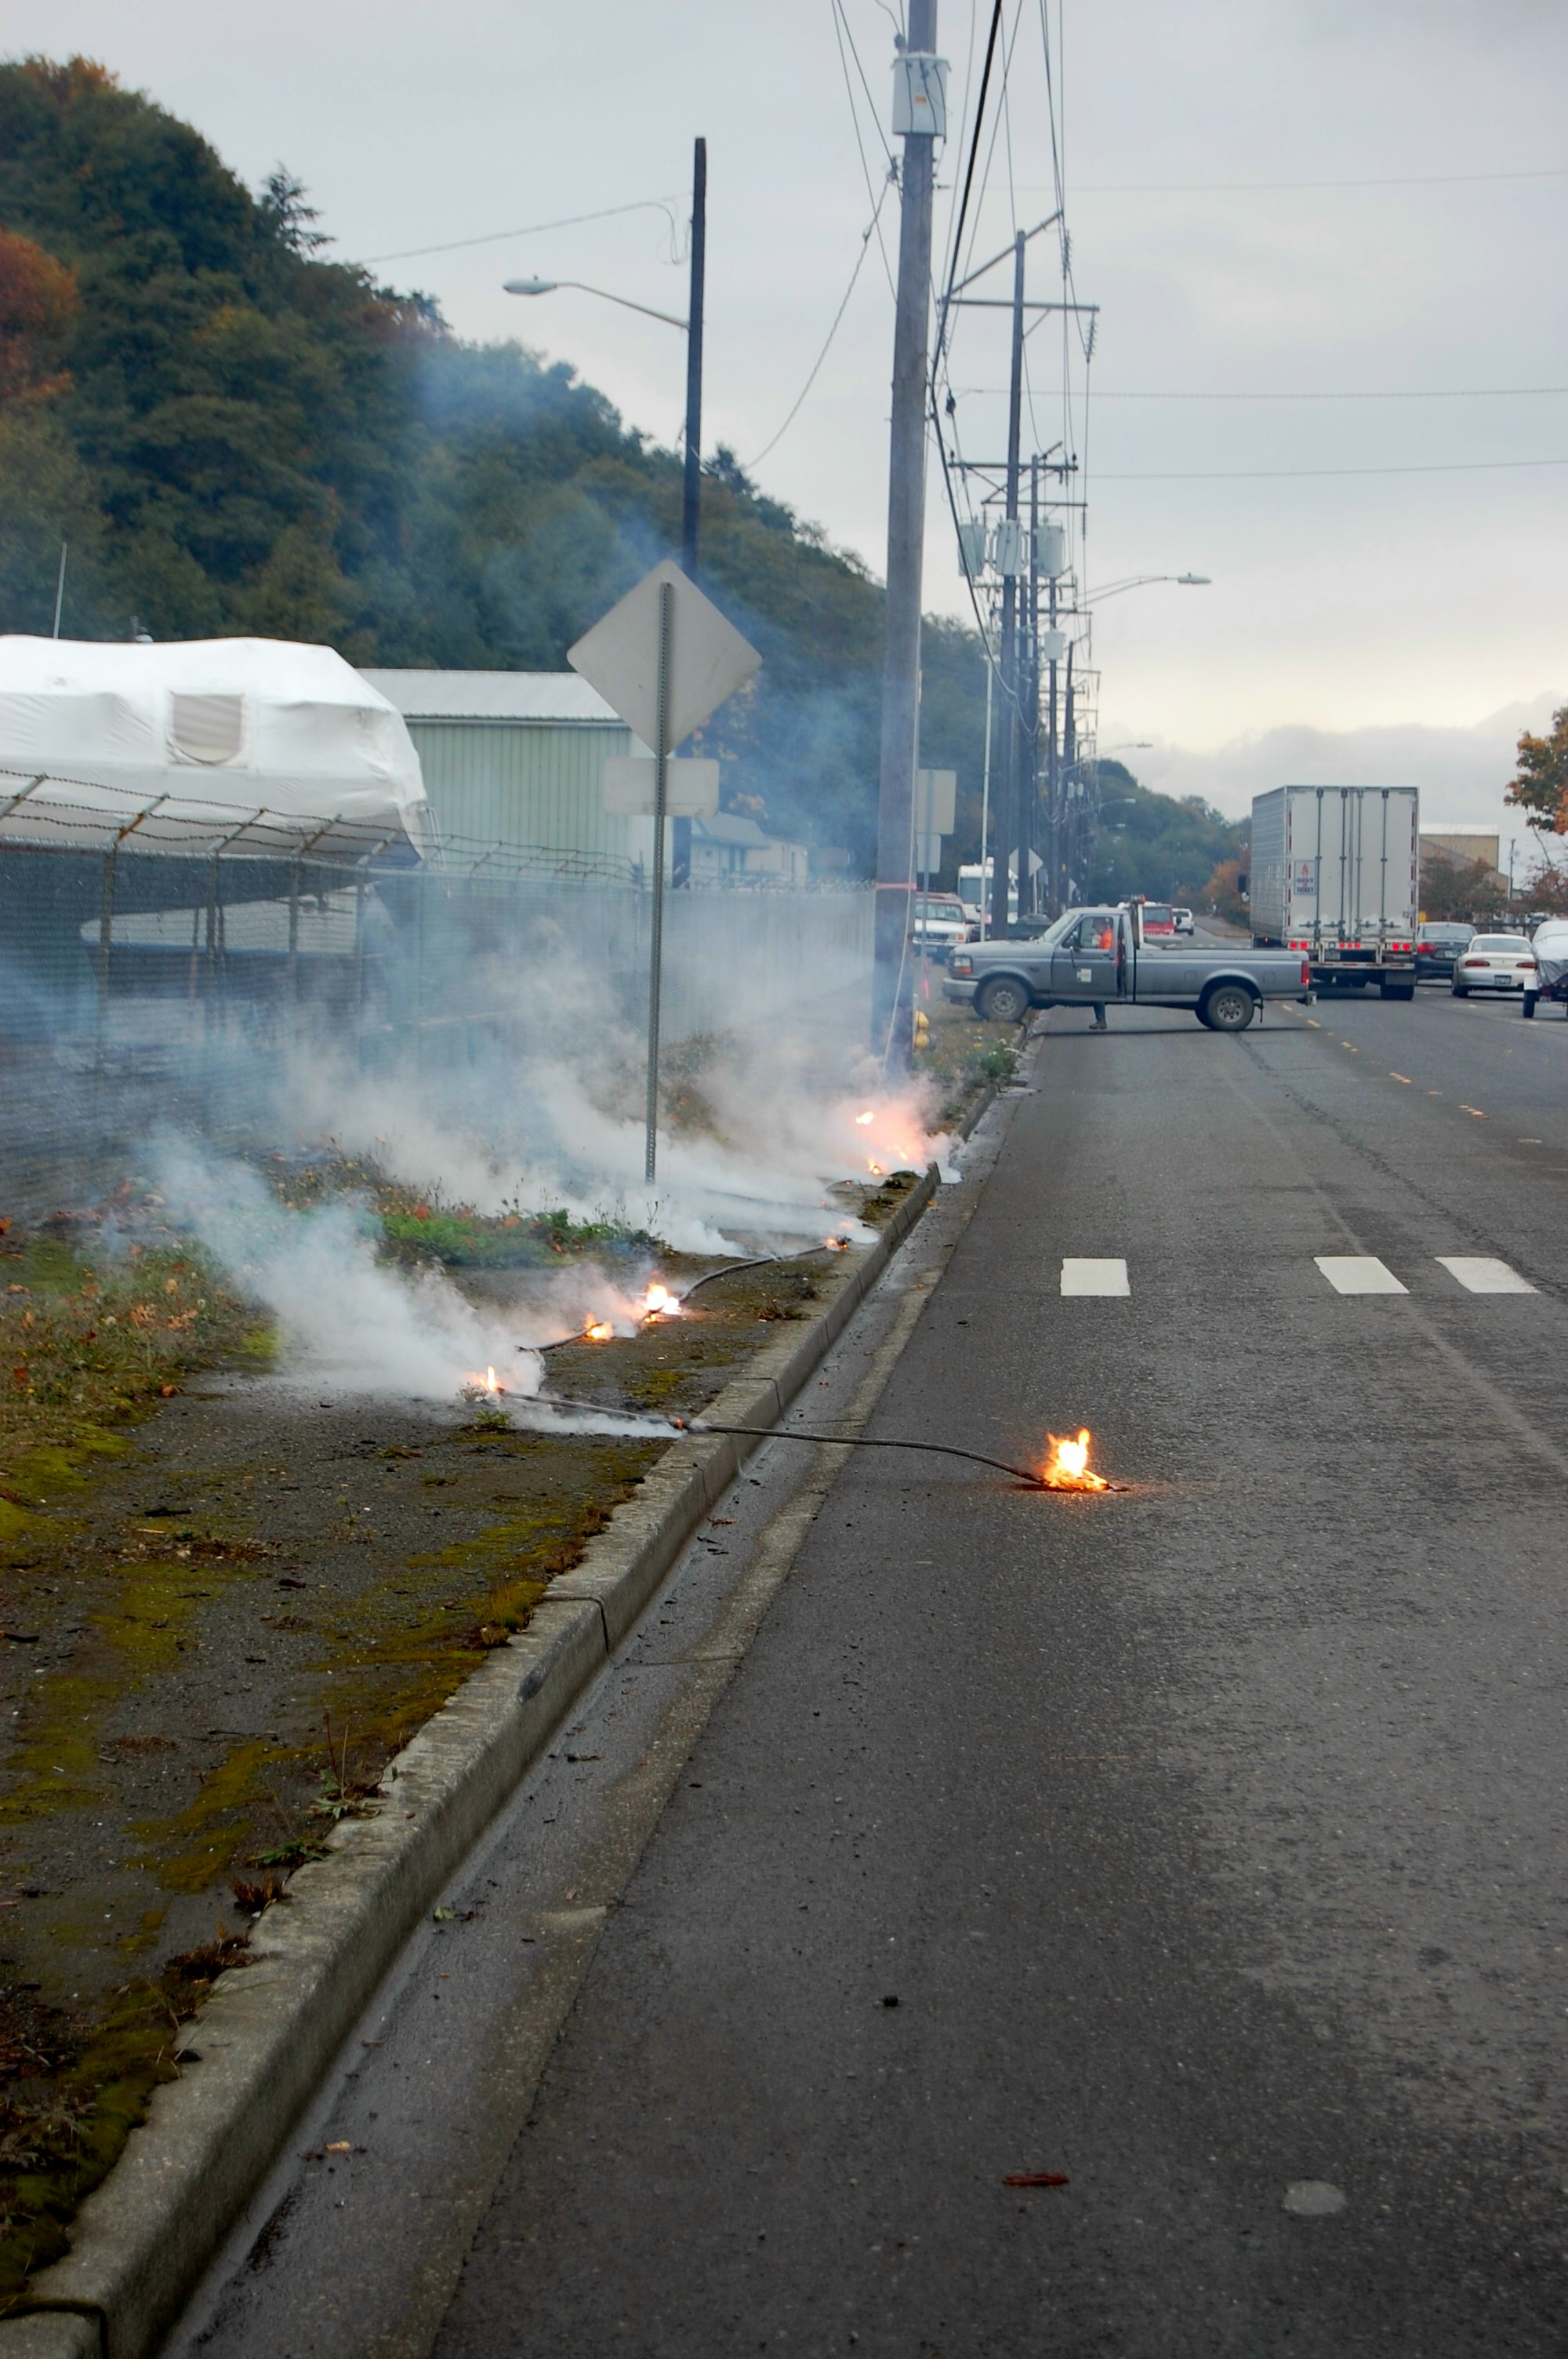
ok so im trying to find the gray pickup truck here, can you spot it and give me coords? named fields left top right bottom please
left=943, top=904, right=1312, bottom=1031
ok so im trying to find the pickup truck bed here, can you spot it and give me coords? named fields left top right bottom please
left=943, top=905, right=1311, bottom=1031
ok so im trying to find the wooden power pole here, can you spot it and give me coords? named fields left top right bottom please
left=872, top=0, right=941, bottom=1065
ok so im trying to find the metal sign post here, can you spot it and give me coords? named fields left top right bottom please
left=644, top=580, right=674, bottom=1182
left=568, top=559, right=760, bottom=1188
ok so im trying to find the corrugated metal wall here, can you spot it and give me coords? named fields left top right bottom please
left=406, top=718, right=635, bottom=861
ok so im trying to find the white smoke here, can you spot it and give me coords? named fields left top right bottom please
left=149, top=1136, right=669, bottom=1430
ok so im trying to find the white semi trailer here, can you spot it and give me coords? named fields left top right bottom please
left=1249, top=783, right=1418, bottom=998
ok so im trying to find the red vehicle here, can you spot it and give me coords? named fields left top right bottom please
left=1121, top=897, right=1176, bottom=937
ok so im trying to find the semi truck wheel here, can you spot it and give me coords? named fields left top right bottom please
left=1200, top=982, right=1257, bottom=1032
left=975, top=976, right=1029, bottom=1025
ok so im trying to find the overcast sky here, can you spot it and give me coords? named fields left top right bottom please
left=10, top=0, right=1568, bottom=838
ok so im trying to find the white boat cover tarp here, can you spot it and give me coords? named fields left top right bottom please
left=1530, top=919, right=1568, bottom=990
left=0, top=636, right=431, bottom=859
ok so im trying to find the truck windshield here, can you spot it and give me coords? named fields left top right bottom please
left=1029, top=911, right=1081, bottom=951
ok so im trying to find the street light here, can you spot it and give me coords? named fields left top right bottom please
left=1086, top=572, right=1210, bottom=602
left=503, top=277, right=688, bottom=333
left=504, top=137, right=706, bottom=578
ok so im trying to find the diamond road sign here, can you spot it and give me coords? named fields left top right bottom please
left=567, top=559, right=760, bottom=754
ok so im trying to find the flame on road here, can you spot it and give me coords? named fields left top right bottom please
left=1040, top=1428, right=1109, bottom=1492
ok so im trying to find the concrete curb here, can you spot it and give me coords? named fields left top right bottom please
left=3, top=1167, right=939, bottom=2359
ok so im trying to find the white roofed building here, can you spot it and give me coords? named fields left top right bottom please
left=361, top=669, right=645, bottom=876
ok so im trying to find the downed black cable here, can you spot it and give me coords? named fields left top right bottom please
left=687, top=1422, right=1057, bottom=1489
left=497, top=1394, right=1116, bottom=1492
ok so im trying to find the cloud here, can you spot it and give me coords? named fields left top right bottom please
left=1127, top=692, right=1563, bottom=838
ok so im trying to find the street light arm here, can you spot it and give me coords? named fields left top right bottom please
left=1087, top=572, right=1210, bottom=602
left=503, top=278, right=688, bottom=333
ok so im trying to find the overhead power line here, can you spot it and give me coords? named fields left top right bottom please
left=359, top=198, right=680, bottom=267
left=745, top=176, right=895, bottom=469
left=939, top=0, right=1006, bottom=358
left=954, top=384, right=1568, bottom=402
left=1098, top=455, right=1568, bottom=481
left=1018, top=167, right=1568, bottom=194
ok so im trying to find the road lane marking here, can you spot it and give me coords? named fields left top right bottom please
left=1460, top=1105, right=1487, bottom=1118
left=1060, top=1257, right=1130, bottom=1297
left=1519, top=1137, right=1543, bottom=1143
left=1314, top=1256, right=1407, bottom=1296
left=1306, top=1018, right=1321, bottom=1027
left=1436, top=1256, right=1537, bottom=1295
left=1389, top=1072, right=1412, bottom=1084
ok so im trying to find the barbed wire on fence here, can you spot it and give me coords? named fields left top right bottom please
left=0, top=769, right=871, bottom=892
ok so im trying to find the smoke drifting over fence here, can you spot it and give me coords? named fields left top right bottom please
left=0, top=778, right=927, bottom=1333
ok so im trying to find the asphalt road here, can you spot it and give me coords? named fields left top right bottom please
left=173, top=986, right=1568, bottom=2356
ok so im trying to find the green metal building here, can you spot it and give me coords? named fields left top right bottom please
left=360, top=671, right=649, bottom=874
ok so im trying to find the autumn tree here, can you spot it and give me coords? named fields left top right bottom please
left=1200, top=855, right=1250, bottom=924
left=1505, top=707, right=1568, bottom=833
left=0, top=227, right=78, bottom=402
left=1417, top=852, right=1506, bottom=925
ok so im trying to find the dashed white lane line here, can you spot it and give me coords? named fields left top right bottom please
left=1436, top=1256, right=1537, bottom=1296
left=1060, top=1257, right=1131, bottom=1297
left=1315, top=1255, right=1408, bottom=1296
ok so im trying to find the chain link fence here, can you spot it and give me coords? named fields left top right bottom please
left=0, top=772, right=873, bottom=1212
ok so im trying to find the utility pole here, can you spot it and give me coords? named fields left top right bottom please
left=681, top=138, right=706, bottom=580
left=1062, top=649, right=1076, bottom=907
left=873, top=0, right=940, bottom=1062
left=1045, top=565, right=1060, bottom=916
left=1021, top=456, right=1039, bottom=922
left=986, top=230, right=1026, bottom=945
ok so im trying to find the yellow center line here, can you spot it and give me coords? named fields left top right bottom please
left=1389, top=1072, right=1412, bottom=1084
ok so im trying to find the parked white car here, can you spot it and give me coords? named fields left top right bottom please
left=912, top=894, right=976, bottom=951
left=1173, top=906, right=1196, bottom=935
left=1450, top=935, right=1538, bottom=996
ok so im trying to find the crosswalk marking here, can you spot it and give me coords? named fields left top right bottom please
left=1435, top=1256, right=1537, bottom=1296
left=1060, top=1257, right=1130, bottom=1297
left=1314, top=1256, right=1407, bottom=1296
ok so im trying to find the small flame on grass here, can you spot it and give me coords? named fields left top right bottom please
left=867, top=1161, right=884, bottom=1177
left=855, top=1110, right=875, bottom=1127
left=1040, top=1428, right=1109, bottom=1492
left=581, top=1317, right=614, bottom=1343
left=462, top=1365, right=508, bottom=1404
left=642, top=1281, right=676, bottom=1318
left=824, top=1235, right=851, bottom=1252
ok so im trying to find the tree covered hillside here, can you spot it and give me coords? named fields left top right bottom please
left=1082, top=761, right=1246, bottom=907
left=0, top=54, right=991, bottom=863
left=0, top=55, right=1226, bottom=883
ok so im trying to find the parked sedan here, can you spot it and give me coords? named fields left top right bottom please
left=1414, top=922, right=1474, bottom=981
left=1450, top=935, right=1538, bottom=996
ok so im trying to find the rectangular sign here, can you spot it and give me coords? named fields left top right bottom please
left=915, top=768, right=956, bottom=837
left=602, top=756, right=720, bottom=817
